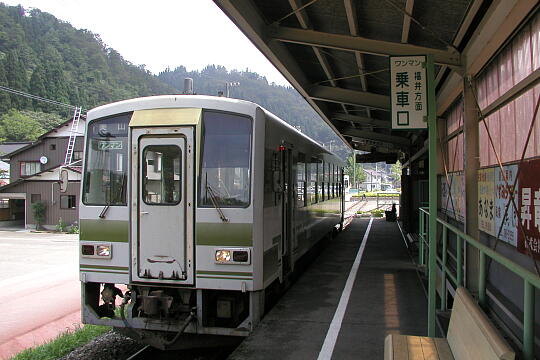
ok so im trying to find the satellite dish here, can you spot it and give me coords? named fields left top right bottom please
left=40, top=156, right=48, bottom=164
left=59, top=168, right=69, bottom=193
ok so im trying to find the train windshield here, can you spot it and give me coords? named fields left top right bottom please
left=200, top=111, right=252, bottom=208
left=82, top=113, right=130, bottom=205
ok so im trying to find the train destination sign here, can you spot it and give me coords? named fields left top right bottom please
left=390, top=55, right=428, bottom=129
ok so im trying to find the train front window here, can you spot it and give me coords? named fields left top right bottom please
left=82, top=113, right=130, bottom=206
left=200, top=111, right=252, bottom=208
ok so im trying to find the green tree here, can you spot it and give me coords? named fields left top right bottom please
left=0, top=62, right=12, bottom=113
left=344, top=154, right=366, bottom=187
left=390, top=161, right=402, bottom=187
left=29, top=64, right=47, bottom=111
left=0, top=109, right=43, bottom=141
left=3, top=50, right=29, bottom=108
left=31, top=201, right=46, bottom=230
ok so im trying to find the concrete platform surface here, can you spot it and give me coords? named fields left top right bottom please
left=229, top=218, right=427, bottom=360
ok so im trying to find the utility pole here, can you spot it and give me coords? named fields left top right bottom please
left=225, top=82, right=240, bottom=97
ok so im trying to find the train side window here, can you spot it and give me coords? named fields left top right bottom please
left=297, top=153, right=306, bottom=207
left=318, top=160, right=324, bottom=202
left=142, top=145, right=182, bottom=205
left=199, top=111, right=252, bottom=208
left=310, top=158, right=317, bottom=204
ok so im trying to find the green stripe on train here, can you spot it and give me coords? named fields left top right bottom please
left=196, top=270, right=253, bottom=276
left=81, top=269, right=129, bottom=275
left=80, top=264, right=129, bottom=271
left=196, top=223, right=252, bottom=246
left=197, top=276, right=252, bottom=280
left=80, top=220, right=129, bottom=243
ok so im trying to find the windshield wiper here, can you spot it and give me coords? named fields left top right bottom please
left=99, top=205, right=110, bottom=219
left=206, top=178, right=229, bottom=223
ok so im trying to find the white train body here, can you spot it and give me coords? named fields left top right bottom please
left=79, top=95, right=344, bottom=348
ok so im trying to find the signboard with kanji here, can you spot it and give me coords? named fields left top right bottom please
left=478, top=168, right=495, bottom=235
left=518, top=159, right=540, bottom=258
left=390, top=55, right=428, bottom=129
left=495, top=164, right=518, bottom=246
left=440, top=172, right=465, bottom=221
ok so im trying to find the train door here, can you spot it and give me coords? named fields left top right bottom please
left=281, top=147, right=294, bottom=274
left=131, top=127, right=194, bottom=285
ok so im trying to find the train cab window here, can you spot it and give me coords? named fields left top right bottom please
left=82, top=113, right=130, bottom=206
left=142, top=145, right=182, bottom=205
left=200, top=111, right=252, bottom=208
left=297, top=153, right=306, bottom=207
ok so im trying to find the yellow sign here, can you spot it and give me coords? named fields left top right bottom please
left=478, top=168, right=495, bottom=235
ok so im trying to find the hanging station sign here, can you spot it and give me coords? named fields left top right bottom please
left=390, top=55, right=428, bottom=129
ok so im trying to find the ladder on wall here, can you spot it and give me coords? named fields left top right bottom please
left=64, top=106, right=82, bottom=166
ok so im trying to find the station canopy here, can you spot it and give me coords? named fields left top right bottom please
left=214, top=0, right=478, bottom=162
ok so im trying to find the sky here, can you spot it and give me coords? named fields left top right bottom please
left=2, top=0, right=291, bottom=86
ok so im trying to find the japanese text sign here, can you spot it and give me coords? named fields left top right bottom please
left=390, top=55, right=428, bottom=129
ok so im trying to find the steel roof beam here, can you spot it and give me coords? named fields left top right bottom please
left=342, top=127, right=411, bottom=146
left=332, top=113, right=391, bottom=128
left=309, top=85, right=390, bottom=110
left=269, top=26, right=462, bottom=67
left=214, top=0, right=352, bottom=148
left=288, top=0, right=350, bottom=115
left=401, top=0, right=415, bottom=43
left=344, top=0, right=371, bottom=118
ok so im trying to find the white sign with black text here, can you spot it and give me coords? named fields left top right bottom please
left=390, top=55, right=428, bottom=129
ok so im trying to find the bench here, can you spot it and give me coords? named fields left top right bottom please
left=384, top=287, right=515, bottom=360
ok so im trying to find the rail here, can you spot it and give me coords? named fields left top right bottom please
left=418, top=207, right=539, bottom=360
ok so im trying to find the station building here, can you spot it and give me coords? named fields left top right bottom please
left=214, top=0, right=540, bottom=358
left=0, top=118, right=84, bottom=229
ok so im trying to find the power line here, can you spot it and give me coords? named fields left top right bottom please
left=0, top=85, right=78, bottom=110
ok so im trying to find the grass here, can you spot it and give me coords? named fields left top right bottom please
left=11, top=324, right=110, bottom=360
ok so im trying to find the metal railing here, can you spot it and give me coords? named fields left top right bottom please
left=419, top=207, right=539, bottom=360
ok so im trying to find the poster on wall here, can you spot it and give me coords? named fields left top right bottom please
left=478, top=168, right=495, bottom=235
left=517, top=159, right=540, bottom=257
left=451, top=172, right=465, bottom=222
left=495, top=164, right=518, bottom=247
left=440, top=172, right=465, bottom=221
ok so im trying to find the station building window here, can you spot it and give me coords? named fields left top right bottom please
left=20, top=161, right=40, bottom=177
left=60, top=195, right=76, bottom=209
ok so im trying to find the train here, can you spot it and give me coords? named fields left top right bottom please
left=78, top=95, right=345, bottom=349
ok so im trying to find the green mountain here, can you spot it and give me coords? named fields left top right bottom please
left=0, top=3, right=347, bottom=157
left=0, top=3, right=174, bottom=116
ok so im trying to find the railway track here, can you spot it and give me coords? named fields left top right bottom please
left=126, top=345, right=237, bottom=360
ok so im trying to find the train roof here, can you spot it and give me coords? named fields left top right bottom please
left=87, top=95, right=343, bottom=163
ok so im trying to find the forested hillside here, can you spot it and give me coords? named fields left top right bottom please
left=0, top=3, right=173, bottom=116
left=0, top=3, right=347, bottom=157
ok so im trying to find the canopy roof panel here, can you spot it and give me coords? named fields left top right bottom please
left=214, top=0, right=527, bottom=158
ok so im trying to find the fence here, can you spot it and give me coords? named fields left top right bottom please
left=418, top=207, right=540, bottom=360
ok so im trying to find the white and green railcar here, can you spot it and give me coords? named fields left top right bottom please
left=79, top=95, right=344, bottom=349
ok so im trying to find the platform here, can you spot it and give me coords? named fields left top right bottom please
left=229, top=218, right=427, bottom=359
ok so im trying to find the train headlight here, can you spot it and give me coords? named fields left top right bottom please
left=97, top=245, right=111, bottom=257
left=81, top=243, right=112, bottom=259
left=214, top=248, right=251, bottom=264
left=215, top=250, right=232, bottom=263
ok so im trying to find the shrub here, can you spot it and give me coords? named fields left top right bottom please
left=31, top=201, right=46, bottom=230
left=56, top=217, right=67, bottom=232
left=68, top=222, right=80, bottom=234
